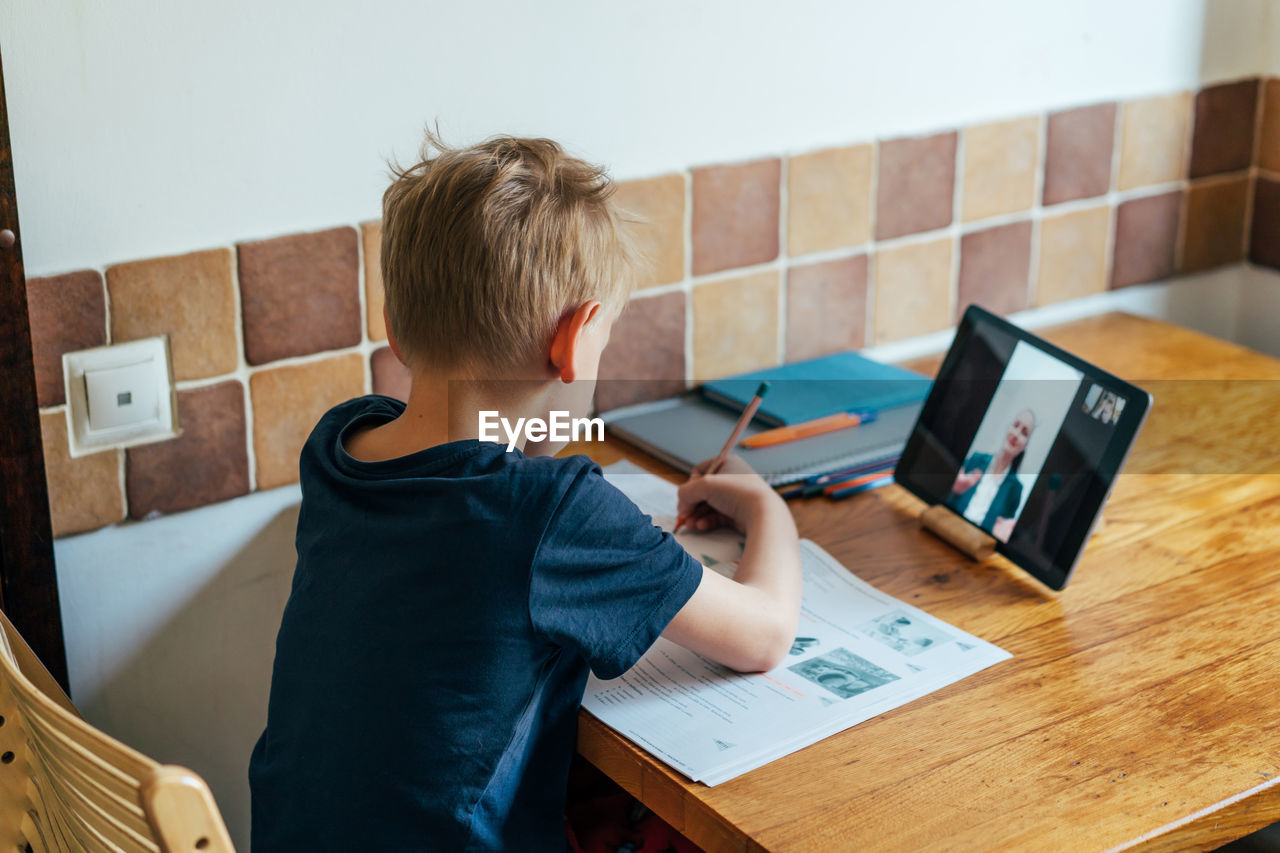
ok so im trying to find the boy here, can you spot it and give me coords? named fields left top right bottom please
left=248, top=134, right=802, bottom=851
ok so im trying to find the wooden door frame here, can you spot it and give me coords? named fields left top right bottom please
left=0, top=43, right=70, bottom=691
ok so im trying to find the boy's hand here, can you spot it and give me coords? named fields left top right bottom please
left=677, top=455, right=780, bottom=534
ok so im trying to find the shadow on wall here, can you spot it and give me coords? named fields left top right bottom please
left=57, top=494, right=300, bottom=850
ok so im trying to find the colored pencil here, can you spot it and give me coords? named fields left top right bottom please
left=673, top=381, right=771, bottom=533
left=826, top=473, right=895, bottom=501
left=820, top=467, right=896, bottom=498
left=740, top=408, right=877, bottom=449
left=776, top=455, right=900, bottom=500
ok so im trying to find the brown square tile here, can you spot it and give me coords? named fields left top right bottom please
left=873, top=237, right=953, bottom=343
left=786, top=255, right=868, bottom=361
left=1043, top=103, right=1117, bottom=205
left=1036, top=205, right=1111, bottom=306
left=1189, top=79, right=1259, bottom=178
left=238, top=226, right=362, bottom=365
left=1249, top=177, right=1280, bottom=271
left=107, top=249, right=238, bottom=382
left=1180, top=177, right=1249, bottom=273
left=691, top=271, right=780, bottom=380
left=957, top=222, right=1032, bottom=319
left=875, top=132, right=957, bottom=240
left=26, top=270, right=106, bottom=407
left=1260, top=79, right=1280, bottom=173
left=1111, top=192, right=1182, bottom=289
left=362, top=221, right=387, bottom=341
left=787, top=145, right=873, bottom=256
left=691, top=159, right=780, bottom=275
left=371, top=346, right=411, bottom=402
left=596, top=291, right=686, bottom=412
left=126, top=381, right=249, bottom=518
left=1118, top=92, right=1191, bottom=190
left=250, top=354, right=365, bottom=489
left=961, top=117, right=1039, bottom=222
left=39, top=411, right=124, bottom=537
left=615, top=174, right=686, bottom=288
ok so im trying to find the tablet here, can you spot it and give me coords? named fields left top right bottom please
left=893, top=306, right=1152, bottom=590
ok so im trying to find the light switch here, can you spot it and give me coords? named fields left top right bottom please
left=85, top=359, right=162, bottom=430
left=62, top=335, right=180, bottom=457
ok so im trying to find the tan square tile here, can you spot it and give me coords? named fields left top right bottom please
left=787, top=145, right=873, bottom=256
left=1036, top=206, right=1111, bottom=306
left=1190, top=79, right=1259, bottom=178
left=876, top=132, right=957, bottom=239
left=362, top=221, right=387, bottom=341
left=371, top=346, right=411, bottom=402
left=691, top=270, right=780, bottom=381
left=107, top=249, right=238, bottom=381
left=238, top=227, right=361, bottom=365
left=1118, top=93, right=1191, bottom=190
left=1111, top=192, right=1182, bottom=289
left=596, top=291, right=686, bottom=412
left=961, top=117, right=1039, bottom=222
left=126, top=381, right=249, bottom=518
left=1181, top=176, right=1248, bottom=273
left=26, top=270, right=107, bottom=407
left=1043, top=103, right=1116, bottom=205
left=786, top=255, right=868, bottom=361
left=1251, top=177, right=1280, bottom=270
left=615, top=174, right=686, bottom=288
left=250, top=354, right=366, bottom=490
left=1259, top=78, right=1280, bottom=173
left=957, top=222, right=1032, bottom=319
left=39, top=411, right=124, bottom=537
left=873, top=238, right=953, bottom=344
left=691, top=159, right=781, bottom=275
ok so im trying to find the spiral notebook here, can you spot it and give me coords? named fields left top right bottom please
left=600, top=392, right=923, bottom=486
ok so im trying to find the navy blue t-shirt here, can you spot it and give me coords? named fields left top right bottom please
left=248, top=396, right=702, bottom=851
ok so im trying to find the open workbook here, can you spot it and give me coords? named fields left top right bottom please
left=583, top=461, right=1012, bottom=787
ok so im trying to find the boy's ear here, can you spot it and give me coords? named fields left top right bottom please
left=383, top=306, right=406, bottom=366
left=549, top=300, right=603, bottom=383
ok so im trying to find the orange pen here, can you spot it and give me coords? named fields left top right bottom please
left=741, top=409, right=877, bottom=449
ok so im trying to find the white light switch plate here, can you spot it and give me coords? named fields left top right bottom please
left=63, top=336, right=180, bottom=456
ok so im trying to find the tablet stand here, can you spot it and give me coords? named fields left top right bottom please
left=920, top=505, right=1108, bottom=562
left=919, top=505, right=996, bottom=561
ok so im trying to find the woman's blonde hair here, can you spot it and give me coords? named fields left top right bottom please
left=380, top=131, right=640, bottom=371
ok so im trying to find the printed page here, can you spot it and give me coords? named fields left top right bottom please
left=590, top=461, right=1012, bottom=785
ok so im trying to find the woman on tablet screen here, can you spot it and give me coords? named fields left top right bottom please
left=948, top=409, right=1036, bottom=543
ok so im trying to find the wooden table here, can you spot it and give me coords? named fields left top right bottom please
left=572, top=313, right=1280, bottom=852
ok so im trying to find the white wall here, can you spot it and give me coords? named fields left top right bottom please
left=0, top=0, right=1265, bottom=276
left=55, top=486, right=301, bottom=851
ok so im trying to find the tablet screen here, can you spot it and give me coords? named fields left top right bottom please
left=894, top=306, right=1151, bottom=590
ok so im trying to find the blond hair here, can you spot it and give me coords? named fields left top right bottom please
left=380, top=132, right=639, bottom=371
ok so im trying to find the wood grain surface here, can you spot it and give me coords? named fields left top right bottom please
left=572, top=313, right=1280, bottom=852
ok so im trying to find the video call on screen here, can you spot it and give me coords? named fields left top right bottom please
left=905, top=321, right=1127, bottom=575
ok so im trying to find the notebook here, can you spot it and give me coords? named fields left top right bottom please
left=700, top=351, right=931, bottom=427
left=601, top=392, right=922, bottom=486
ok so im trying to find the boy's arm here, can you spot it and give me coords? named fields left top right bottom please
left=661, top=457, right=802, bottom=673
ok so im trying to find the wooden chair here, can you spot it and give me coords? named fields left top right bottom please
left=0, top=610, right=234, bottom=852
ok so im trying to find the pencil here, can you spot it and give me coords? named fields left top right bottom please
left=673, top=381, right=770, bottom=533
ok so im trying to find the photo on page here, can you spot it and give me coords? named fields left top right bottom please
left=787, top=648, right=900, bottom=700
left=859, top=610, right=953, bottom=657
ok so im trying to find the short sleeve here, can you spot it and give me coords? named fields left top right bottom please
left=529, top=461, right=702, bottom=679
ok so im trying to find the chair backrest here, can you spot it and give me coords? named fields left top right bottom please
left=0, top=610, right=234, bottom=852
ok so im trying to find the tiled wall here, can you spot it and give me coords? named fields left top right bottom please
left=28, top=77, right=1280, bottom=538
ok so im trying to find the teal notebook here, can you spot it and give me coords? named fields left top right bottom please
left=701, top=351, right=931, bottom=427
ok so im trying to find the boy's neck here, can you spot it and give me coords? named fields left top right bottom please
left=346, top=366, right=556, bottom=462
